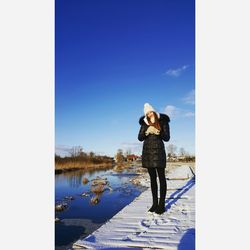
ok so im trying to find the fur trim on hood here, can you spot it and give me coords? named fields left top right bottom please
left=139, top=113, right=170, bottom=125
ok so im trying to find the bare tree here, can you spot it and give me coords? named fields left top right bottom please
left=115, top=149, right=125, bottom=163
left=124, top=148, right=132, bottom=157
left=179, top=147, right=186, bottom=156
left=69, top=146, right=83, bottom=158
left=89, top=151, right=95, bottom=158
left=79, top=151, right=88, bottom=158
left=167, top=144, right=177, bottom=157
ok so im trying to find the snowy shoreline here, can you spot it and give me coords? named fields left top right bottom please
left=129, top=161, right=195, bottom=189
left=72, top=163, right=195, bottom=249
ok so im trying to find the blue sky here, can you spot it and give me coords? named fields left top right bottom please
left=55, top=0, right=195, bottom=157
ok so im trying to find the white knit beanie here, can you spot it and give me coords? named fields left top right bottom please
left=144, top=103, right=155, bottom=116
left=143, top=103, right=160, bottom=123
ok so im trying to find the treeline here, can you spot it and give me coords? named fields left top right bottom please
left=55, top=153, right=113, bottom=165
left=166, top=144, right=195, bottom=162
left=55, top=146, right=114, bottom=172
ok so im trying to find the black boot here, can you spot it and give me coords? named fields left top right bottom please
left=154, top=168, right=167, bottom=215
left=154, top=199, right=165, bottom=214
left=148, top=198, right=158, bottom=213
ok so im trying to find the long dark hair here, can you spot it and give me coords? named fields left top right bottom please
left=146, top=111, right=161, bottom=131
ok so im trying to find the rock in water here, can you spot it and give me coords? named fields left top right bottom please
left=82, top=177, right=89, bottom=184
left=90, top=195, right=100, bottom=205
left=55, top=203, right=68, bottom=212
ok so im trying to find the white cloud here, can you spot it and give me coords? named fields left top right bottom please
left=184, top=112, right=195, bottom=117
left=164, top=105, right=181, bottom=119
left=164, top=65, right=189, bottom=77
left=55, top=144, right=72, bottom=156
left=55, top=144, right=71, bottom=152
left=164, top=105, right=195, bottom=119
left=182, top=89, right=195, bottom=105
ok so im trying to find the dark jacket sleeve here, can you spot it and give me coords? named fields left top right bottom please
left=138, top=124, right=148, bottom=141
left=160, top=120, right=170, bottom=142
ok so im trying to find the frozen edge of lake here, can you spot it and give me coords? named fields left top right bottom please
left=72, top=164, right=195, bottom=250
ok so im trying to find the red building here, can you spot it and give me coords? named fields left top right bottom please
left=126, top=154, right=140, bottom=162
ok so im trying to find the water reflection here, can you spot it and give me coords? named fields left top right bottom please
left=67, top=174, right=82, bottom=188
left=55, top=166, right=113, bottom=188
left=55, top=165, right=146, bottom=250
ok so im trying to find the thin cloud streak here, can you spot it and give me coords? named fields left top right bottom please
left=164, top=65, right=189, bottom=77
left=164, top=105, right=194, bottom=119
left=182, top=89, right=195, bottom=105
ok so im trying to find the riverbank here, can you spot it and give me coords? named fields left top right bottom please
left=128, top=161, right=195, bottom=188
left=55, top=162, right=113, bottom=174
left=72, top=163, right=195, bottom=249
left=55, top=162, right=147, bottom=250
left=55, top=161, right=134, bottom=174
left=167, top=161, right=195, bottom=173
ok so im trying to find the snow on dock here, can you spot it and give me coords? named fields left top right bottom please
left=72, top=165, right=195, bottom=250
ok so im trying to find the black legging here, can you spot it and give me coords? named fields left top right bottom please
left=147, top=167, right=167, bottom=203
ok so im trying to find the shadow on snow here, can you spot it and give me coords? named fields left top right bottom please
left=165, top=176, right=195, bottom=211
left=178, top=228, right=195, bottom=250
left=166, top=177, right=195, bottom=250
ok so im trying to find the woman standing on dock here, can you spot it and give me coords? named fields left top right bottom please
left=138, top=103, right=170, bottom=215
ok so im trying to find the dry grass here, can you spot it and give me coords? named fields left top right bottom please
left=55, top=161, right=114, bottom=172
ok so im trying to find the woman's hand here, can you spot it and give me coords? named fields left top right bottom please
left=145, top=126, right=160, bottom=136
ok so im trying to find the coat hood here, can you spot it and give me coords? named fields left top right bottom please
left=139, top=113, right=170, bottom=125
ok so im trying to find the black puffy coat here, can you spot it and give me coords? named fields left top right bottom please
left=138, top=113, right=170, bottom=168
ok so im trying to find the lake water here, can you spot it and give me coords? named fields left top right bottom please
left=55, top=165, right=147, bottom=250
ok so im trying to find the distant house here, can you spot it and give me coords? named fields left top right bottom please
left=126, top=154, right=140, bottom=162
left=167, top=155, right=195, bottom=162
left=177, top=156, right=186, bottom=161
left=136, top=156, right=142, bottom=161
left=167, top=156, right=178, bottom=162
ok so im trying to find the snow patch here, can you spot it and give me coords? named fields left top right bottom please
left=72, top=165, right=195, bottom=250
